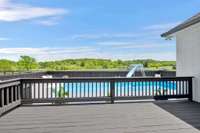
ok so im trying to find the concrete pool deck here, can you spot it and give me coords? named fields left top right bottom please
left=0, top=100, right=200, bottom=133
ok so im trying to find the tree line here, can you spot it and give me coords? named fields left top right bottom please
left=0, top=56, right=176, bottom=71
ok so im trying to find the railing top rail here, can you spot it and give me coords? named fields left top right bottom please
left=0, top=78, right=21, bottom=84
left=0, top=78, right=21, bottom=89
left=20, top=76, right=193, bottom=83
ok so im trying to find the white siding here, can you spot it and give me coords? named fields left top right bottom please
left=176, top=22, right=200, bottom=102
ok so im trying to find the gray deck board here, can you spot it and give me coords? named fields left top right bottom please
left=0, top=101, right=200, bottom=133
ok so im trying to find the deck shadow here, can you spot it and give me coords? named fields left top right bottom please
left=154, top=100, right=200, bottom=131
left=21, top=100, right=154, bottom=107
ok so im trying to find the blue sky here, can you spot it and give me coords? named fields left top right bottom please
left=0, top=0, right=199, bottom=61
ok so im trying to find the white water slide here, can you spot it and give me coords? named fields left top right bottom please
left=126, top=64, right=145, bottom=77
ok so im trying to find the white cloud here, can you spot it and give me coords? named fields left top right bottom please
left=35, top=19, right=58, bottom=26
left=144, top=22, right=181, bottom=31
left=0, top=47, right=97, bottom=61
left=34, top=16, right=63, bottom=26
left=97, top=41, right=174, bottom=49
left=0, top=47, right=95, bottom=54
left=116, top=52, right=176, bottom=61
left=71, top=22, right=181, bottom=40
left=0, top=37, right=9, bottom=40
left=71, top=33, right=140, bottom=40
left=0, top=0, right=7, bottom=4
left=0, top=0, right=67, bottom=22
left=0, top=46, right=176, bottom=61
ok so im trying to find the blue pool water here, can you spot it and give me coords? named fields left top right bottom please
left=60, top=81, right=177, bottom=97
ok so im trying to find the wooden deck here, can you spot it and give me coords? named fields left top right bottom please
left=0, top=101, right=200, bottom=133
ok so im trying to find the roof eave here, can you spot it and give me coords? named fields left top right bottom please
left=161, top=32, right=175, bottom=39
left=161, top=14, right=200, bottom=38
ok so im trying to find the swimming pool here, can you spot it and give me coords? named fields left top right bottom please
left=58, top=81, right=178, bottom=98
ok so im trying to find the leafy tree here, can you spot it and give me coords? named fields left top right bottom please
left=17, top=56, right=38, bottom=71
left=0, top=59, right=16, bottom=71
left=143, top=61, right=149, bottom=68
left=172, top=65, right=176, bottom=70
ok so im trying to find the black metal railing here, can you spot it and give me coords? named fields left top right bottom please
left=20, top=77, right=193, bottom=104
left=0, top=79, right=21, bottom=116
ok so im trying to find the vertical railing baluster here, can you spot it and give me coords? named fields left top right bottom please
left=147, top=81, right=149, bottom=96
left=15, top=86, right=17, bottom=101
left=159, top=81, right=162, bottom=96
left=140, top=81, right=142, bottom=96
left=127, top=81, right=129, bottom=96
left=16, top=86, right=19, bottom=100
left=152, top=81, right=154, bottom=96
left=181, top=80, right=184, bottom=95
left=86, top=82, right=88, bottom=97
left=188, top=78, right=193, bottom=101
left=70, top=82, right=73, bottom=98
left=173, top=80, right=175, bottom=95
left=141, top=81, right=143, bottom=96
left=79, top=82, right=81, bottom=98
left=50, top=81, right=53, bottom=98
left=155, top=81, right=158, bottom=96
left=47, top=82, right=49, bottom=99
left=179, top=80, right=181, bottom=95
left=83, top=82, right=85, bottom=97
left=33, top=82, right=36, bottom=99
left=120, top=82, right=122, bottom=97
left=57, top=82, right=60, bottom=98
left=55, top=82, right=58, bottom=98
left=75, top=82, right=77, bottom=98
left=38, top=82, right=41, bottom=99
left=29, top=83, right=32, bottom=99
left=139, top=81, right=141, bottom=97
left=18, top=84, right=21, bottom=100
left=186, top=80, right=189, bottom=95
left=6, top=87, right=9, bottom=105
left=110, top=80, right=115, bottom=104
left=24, top=83, right=27, bottom=99
left=183, top=80, right=186, bottom=95
left=99, top=82, right=101, bottom=97
left=91, top=82, right=94, bottom=97
left=145, top=81, right=147, bottom=96
left=123, top=82, right=126, bottom=96
left=134, top=81, right=136, bottom=96
left=1, top=89, right=4, bottom=107
left=107, top=82, right=110, bottom=97
left=131, top=82, right=133, bottom=96
left=161, top=81, right=164, bottom=96
left=150, top=81, right=152, bottom=96
left=170, top=80, right=172, bottom=96
left=103, top=82, right=106, bottom=97
left=166, top=81, right=168, bottom=95
left=175, top=80, right=177, bottom=95
left=62, top=82, right=64, bottom=98
left=104, top=82, right=106, bottom=97
left=42, top=82, right=44, bottom=99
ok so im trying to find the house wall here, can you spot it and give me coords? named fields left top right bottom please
left=176, top=22, right=200, bottom=102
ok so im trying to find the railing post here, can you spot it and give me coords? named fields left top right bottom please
left=110, top=80, right=115, bottom=104
left=188, top=78, right=193, bottom=101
